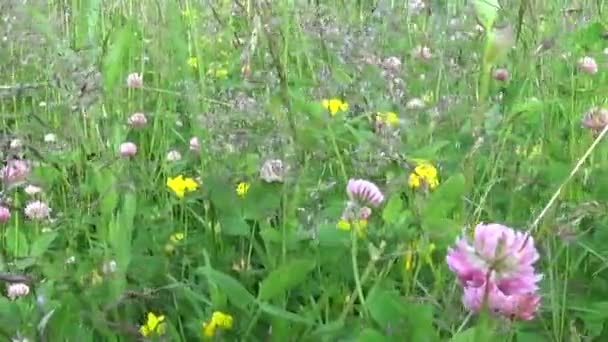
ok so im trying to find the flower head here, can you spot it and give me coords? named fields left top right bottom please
left=202, top=311, right=234, bottom=339
left=376, top=111, right=399, bottom=127
left=581, top=107, right=608, bottom=134
left=260, top=159, right=285, bottom=183
left=119, top=142, right=137, bottom=157
left=166, top=150, right=182, bottom=162
left=128, top=112, right=147, bottom=128
left=408, top=160, right=439, bottom=190
left=24, top=200, right=51, bottom=220
left=188, top=57, right=198, bottom=68
left=7, top=283, right=29, bottom=300
left=24, top=184, right=42, bottom=196
left=492, top=68, right=509, bottom=81
left=236, top=182, right=250, bottom=198
left=578, top=56, right=598, bottom=74
left=0, top=206, right=10, bottom=224
left=126, top=72, right=143, bottom=88
left=346, top=179, right=384, bottom=207
left=140, top=312, right=166, bottom=337
left=322, top=98, right=349, bottom=115
left=337, top=218, right=368, bottom=238
left=446, top=223, right=542, bottom=320
left=189, top=137, right=201, bottom=152
left=166, top=175, right=199, bottom=198
left=2, top=159, right=30, bottom=186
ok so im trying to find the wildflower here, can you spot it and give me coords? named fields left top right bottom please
left=7, top=283, right=29, bottom=300
left=140, top=312, right=167, bottom=337
left=337, top=218, right=368, bottom=238
left=102, top=260, right=117, bottom=275
left=446, top=223, right=542, bottom=320
left=346, top=179, right=384, bottom=207
left=126, top=72, right=143, bottom=88
left=578, top=56, right=598, bottom=74
left=376, top=111, right=399, bottom=127
left=165, top=232, right=185, bottom=253
left=0, top=206, right=10, bottom=223
left=462, top=280, right=540, bottom=320
left=408, top=160, right=439, bottom=190
left=2, top=159, right=30, bottom=186
left=260, top=159, right=285, bottom=183
left=128, top=112, right=148, bottom=128
left=404, top=244, right=415, bottom=272
left=236, top=182, right=250, bottom=197
left=9, top=139, right=22, bottom=149
left=119, top=142, right=137, bottom=157
left=208, top=67, right=228, bottom=78
left=44, top=133, right=57, bottom=143
left=166, top=150, right=182, bottom=162
left=412, top=45, right=432, bottom=60
left=188, top=57, right=199, bottom=68
left=321, top=98, right=349, bottom=115
left=405, top=98, right=426, bottom=110
left=492, top=68, right=509, bottom=81
left=24, top=184, right=42, bottom=196
left=381, top=56, right=402, bottom=72
left=189, top=137, right=201, bottom=152
left=166, top=175, right=199, bottom=198
left=581, top=107, right=608, bottom=134
left=24, top=200, right=51, bottom=220
left=202, top=311, right=234, bottom=339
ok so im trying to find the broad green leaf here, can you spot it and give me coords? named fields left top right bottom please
left=258, top=258, right=316, bottom=301
left=258, top=302, right=314, bottom=325
left=30, top=231, right=58, bottom=258
left=5, top=227, right=29, bottom=258
left=404, top=303, right=438, bottom=342
left=357, top=328, right=390, bottom=342
left=365, top=288, right=408, bottom=328
left=102, top=22, right=136, bottom=91
left=421, top=173, right=466, bottom=219
left=473, top=0, right=500, bottom=31
left=449, top=328, right=478, bottom=342
left=316, top=224, right=350, bottom=247
left=218, top=215, right=250, bottom=236
left=382, top=194, right=403, bottom=224
left=197, top=267, right=256, bottom=310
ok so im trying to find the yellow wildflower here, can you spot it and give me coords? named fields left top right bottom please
left=202, top=311, right=234, bottom=339
left=170, top=232, right=185, bottom=244
left=336, top=218, right=368, bottom=238
left=322, top=98, right=349, bottom=115
left=140, top=312, right=167, bottom=337
left=376, top=111, right=399, bottom=127
left=235, top=182, right=250, bottom=198
left=208, top=67, right=228, bottom=78
left=408, top=160, right=439, bottom=190
left=404, top=244, right=415, bottom=272
left=166, top=175, right=199, bottom=198
left=187, top=57, right=198, bottom=68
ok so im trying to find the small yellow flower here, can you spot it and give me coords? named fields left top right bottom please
left=140, top=312, right=167, bottom=337
left=404, top=246, right=415, bottom=272
left=166, top=175, right=199, bottom=198
left=187, top=57, right=199, bottom=68
left=235, top=182, right=250, bottom=198
left=408, top=160, right=439, bottom=190
left=202, top=311, right=234, bottom=339
left=322, top=98, right=349, bottom=115
left=376, top=111, right=399, bottom=127
left=336, top=218, right=367, bottom=238
left=170, top=232, right=185, bottom=244
left=208, top=67, right=228, bottom=78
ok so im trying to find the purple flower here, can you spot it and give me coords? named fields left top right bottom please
left=346, top=179, right=384, bottom=207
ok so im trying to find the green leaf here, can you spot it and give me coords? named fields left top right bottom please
left=449, top=328, right=478, bottom=342
left=5, top=226, right=29, bottom=258
left=365, top=288, right=408, bottom=328
left=382, top=194, right=404, bottom=224
left=102, top=22, right=135, bottom=91
left=421, top=173, right=466, bottom=219
left=404, top=303, right=438, bottom=342
left=30, top=231, right=58, bottom=258
left=258, top=302, right=314, bottom=325
left=218, top=215, right=250, bottom=236
left=258, top=258, right=316, bottom=301
left=197, top=266, right=256, bottom=310
left=357, top=328, right=390, bottom=342
left=473, top=0, right=500, bottom=31
left=316, top=224, right=350, bottom=247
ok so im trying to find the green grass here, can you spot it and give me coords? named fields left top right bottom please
left=1, top=0, right=608, bottom=340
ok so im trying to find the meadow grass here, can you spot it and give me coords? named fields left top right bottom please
left=1, top=0, right=608, bottom=341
